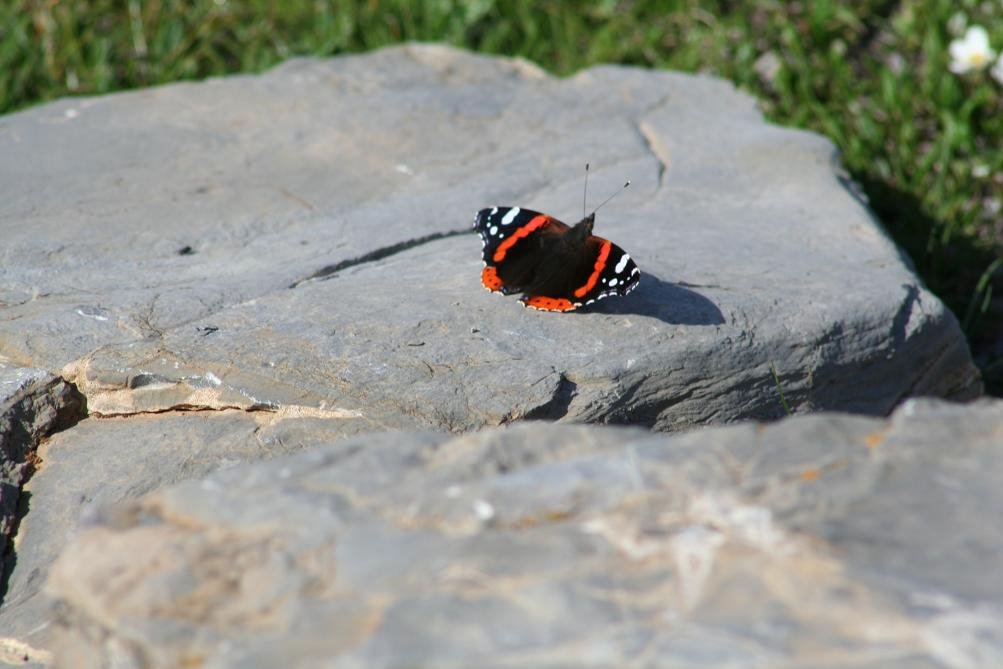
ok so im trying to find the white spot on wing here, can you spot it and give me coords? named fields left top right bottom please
left=489, top=225, right=498, bottom=236
left=615, top=253, right=631, bottom=274
left=501, top=208, right=520, bottom=225
left=608, top=278, right=618, bottom=287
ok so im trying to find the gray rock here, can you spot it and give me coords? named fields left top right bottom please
left=0, top=43, right=987, bottom=666
left=0, top=365, right=83, bottom=574
left=0, top=366, right=83, bottom=667
left=46, top=398, right=1003, bottom=668
left=0, top=44, right=979, bottom=434
left=0, top=403, right=419, bottom=663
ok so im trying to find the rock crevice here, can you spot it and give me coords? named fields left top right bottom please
left=289, top=228, right=472, bottom=288
left=0, top=368, right=86, bottom=605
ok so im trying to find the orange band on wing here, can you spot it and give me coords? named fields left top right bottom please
left=492, top=215, right=549, bottom=263
left=523, top=295, right=576, bottom=312
left=481, top=266, right=504, bottom=292
left=573, top=241, right=612, bottom=298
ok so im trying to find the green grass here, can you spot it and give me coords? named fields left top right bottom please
left=4, top=0, right=1002, bottom=391
left=770, top=362, right=792, bottom=415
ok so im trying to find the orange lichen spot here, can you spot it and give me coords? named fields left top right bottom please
left=800, top=467, right=821, bottom=482
left=523, top=295, right=576, bottom=312
left=574, top=240, right=612, bottom=298
left=864, top=428, right=887, bottom=451
left=492, top=215, right=550, bottom=263
left=481, top=266, right=505, bottom=292
left=509, top=508, right=574, bottom=529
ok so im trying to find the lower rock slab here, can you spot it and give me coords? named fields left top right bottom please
left=40, top=398, right=1003, bottom=668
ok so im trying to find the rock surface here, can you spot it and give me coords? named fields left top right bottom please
left=0, top=44, right=979, bottom=435
left=0, top=409, right=372, bottom=663
left=0, top=366, right=84, bottom=667
left=0, top=43, right=988, bottom=666
left=0, top=366, right=83, bottom=577
left=47, top=399, right=1003, bottom=668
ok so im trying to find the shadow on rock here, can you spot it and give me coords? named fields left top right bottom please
left=0, top=490, right=30, bottom=608
left=584, top=274, right=725, bottom=326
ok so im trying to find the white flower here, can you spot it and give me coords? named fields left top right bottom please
left=993, top=52, right=1003, bottom=85
left=949, top=25, right=996, bottom=73
left=947, top=12, right=967, bottom=37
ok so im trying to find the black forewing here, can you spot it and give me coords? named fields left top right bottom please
left=580, top=237, right=640, bottom=302
left=473, top=207, right=569, bottom=268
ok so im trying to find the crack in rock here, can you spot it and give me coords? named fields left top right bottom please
left=524, top=374, right=578, bottom=421
left=1, top=368, right=86, bottom=608
left=61, top=355, right=363, bottom=420
left=59, top=357, right=367, bottom=429
left=289, top=229, right=471, bottom=288
left=637, top=119, right=670, bottom=191
left=89, top=402, right=363, bottom=422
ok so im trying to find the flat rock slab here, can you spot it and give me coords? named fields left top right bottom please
left=0, top=44, right=979, bottom=434
left=47, top=399, right=1003, bottom=668
left=0, top=402, right=418, bottom=663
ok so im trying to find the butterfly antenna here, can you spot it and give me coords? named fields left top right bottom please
left=592, top=180, right=630, bottom=215
left=583, top=163, right=590, bottom=218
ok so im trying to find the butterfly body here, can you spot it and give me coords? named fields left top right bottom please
left=474, top=206, right=640, bottom=312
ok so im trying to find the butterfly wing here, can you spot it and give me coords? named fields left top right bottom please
left=520, top=235, right=640, bottom=311
left=473, top=207, right=570, bottom=294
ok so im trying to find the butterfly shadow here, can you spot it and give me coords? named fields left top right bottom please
left=582, top=274, right=725, bottom=326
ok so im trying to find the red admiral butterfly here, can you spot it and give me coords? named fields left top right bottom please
left=474, top=172, right=640, bottom=312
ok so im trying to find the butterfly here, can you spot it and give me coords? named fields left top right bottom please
left=474, top=175, right=639, bottom=312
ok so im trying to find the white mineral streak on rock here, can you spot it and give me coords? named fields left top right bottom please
left=473, top=499, right=495, bottom=522
left=669, top=525, right=726, bottom=610
left=0, top=637, right=53, bottom=665
left=688, top=494, right=790, bottom=554
left=74, top=308, right=108, bottom=321
left=580, top=517, right=664, bottom=560
left=922, top=606, right=1003, bottom=669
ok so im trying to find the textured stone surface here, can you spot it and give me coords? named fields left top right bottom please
left=0, top=406, right=413, bottom=664
left=47, top=399, right=1003, bottom=668
left=0, top=366, right=83, bottom=578
left=0, top=44, right=979, bottom=435
left=0, top=43, right=989, bottom=667
left=0, top=366, right=84, bottom=667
